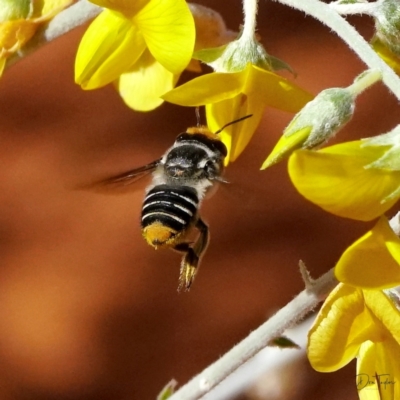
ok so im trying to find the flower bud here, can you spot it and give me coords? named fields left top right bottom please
left=194, top=29, right=293, bottom=75
left=374, top=0, right=400, bottom=55
left=362, top=125, right=400, bottom=171
left=0, top=0, right=31, bottom=22
left=262, top=88, right=354, bottom=168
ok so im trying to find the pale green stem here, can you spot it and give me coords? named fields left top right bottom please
left=347, top=69, right=383, bottom=96
left=242, top=0, right=259, bottom=40
left=168, top=267, right=337, bottom=400
left=273, top=0, right=400, bottom=101
left=329, top=1, right=378, bottom=16
left=169, top=210, right=400, bottom=399
left=390, top=211, right=400, bottom=236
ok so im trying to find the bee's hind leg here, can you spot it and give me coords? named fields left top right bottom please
left=173, top=218, right=209, bottom=292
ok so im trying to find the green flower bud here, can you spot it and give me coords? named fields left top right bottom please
left=262, top=88, right=354, bottom=168
left=374, top=0, right=400, bottom=55
left=362, top=125, right=400, bottom=171
left=194, top=31, right=294, bottom=74
left=0, top=0, right=32, bottom=22
left=285, top=88, right=354, bottom=146
left=215, top=34, right=272, bottom=72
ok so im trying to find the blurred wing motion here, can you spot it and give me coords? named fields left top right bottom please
left=99, top=159, right=161, bottom=186
left=79, top=159, right=162, bottom=190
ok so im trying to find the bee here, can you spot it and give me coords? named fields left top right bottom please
left=101, top=114, right=251, bottom=292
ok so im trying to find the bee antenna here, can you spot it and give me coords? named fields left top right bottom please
left=214, top=114, right=253, bottom=134
left=195, top=107, right=201, bottom=127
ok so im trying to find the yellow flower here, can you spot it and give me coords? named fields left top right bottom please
left=163, top=63, right=313, bottom=164
left=308, top=284, right=400, bottom=400
left=371, top=36, right=400, bottom=74
left=0, top=0, right=73, bottom=76
left=310, top=214, right=400, bottom=398
left=288, top=140, right=400, bottom=221
left=335, top=217, right=400, bottom=290
left=75, top=0, right=195, bottom=111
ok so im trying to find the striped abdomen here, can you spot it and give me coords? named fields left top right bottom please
left=141, top=184, right=199, bottom=247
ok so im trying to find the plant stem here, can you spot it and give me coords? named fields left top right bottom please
left=273, top=0, right=400, bottom=101
left=168, top=268, right=337, bottom=400
left=329, top=1, right=377, bottom=16
left=390, top=211, right=400, bottom=236
left=242, top=0, right=259, bottom=40
left=347, top=68, right=382, bottom=96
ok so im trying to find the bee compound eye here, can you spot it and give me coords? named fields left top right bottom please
left=204, top=159, right=217, bottom=178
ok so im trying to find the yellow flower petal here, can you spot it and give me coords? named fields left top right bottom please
left=374, top=339, right=400, bottom=400
left=36, top=0, right=73, bottom=18
left=288, top=141, right=400, bottom=221
left=75, top=10, right=146, bottom=89
left=308, top=284, right=377, bottom=372
left=162, top=71, right=243, bottom=106
left=335, top=217, right=400, bottom=289
left=88, top=0, right=149, bottom=17
left=242, top=64, right=313, bottom=113
left=357, top=338, right=400, bottom=400
left=371, top=36, right=400, bottom=75
left=134, top=0, right=195, bottom=74
left=261, top=126, right=312, bottom=169
left=206, top=94, right=264, bottom=163
left=358, top=339, right=400, bottom=400
left=356, top=340, right=381, bottom=400
left=117, top=50, right=177, bottom=111
left=364, top=290, right=400, bottom=345
left=163, top=64, right=313, bottom=111
left=0, top=19, right=37, bottom=52
left=357, top=341, right=380, bottom=400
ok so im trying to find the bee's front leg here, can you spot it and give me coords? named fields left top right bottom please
left=174, top=218, right=209, bottom=292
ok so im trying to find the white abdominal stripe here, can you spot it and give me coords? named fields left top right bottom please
left=141, top=185, right=199, bottom=232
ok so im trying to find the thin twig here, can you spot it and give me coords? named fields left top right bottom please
left=329, top=1, right=377, bottom=16
left=274, top=0, right=400, bottom=101
left=169, top=268, right=337, bottom=400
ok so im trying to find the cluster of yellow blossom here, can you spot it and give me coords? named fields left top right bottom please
left=307, top=216, right=400, bottom=400
left=0, top=0, right=74, bottom=75
left=1, top=0, right=314, bottom=165
left=75, top=0, right=196, bottom=111
left=284, top=120, right=400, bottom=397
left=258, top=1, right=400, bottom=397
left=4, top=0, right=400, bottom=397
left=73, top=0, right=313, bottom=164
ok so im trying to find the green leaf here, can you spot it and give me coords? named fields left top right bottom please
left=157, top=379, right=178, bottom=400
left=268, top=336, right=301, bottom=349
left=193, top=44, right=227, bottom=63
left=268, top=55, right=296, bottom=75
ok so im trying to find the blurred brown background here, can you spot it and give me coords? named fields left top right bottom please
left=0, top=1, right=398, bottom=399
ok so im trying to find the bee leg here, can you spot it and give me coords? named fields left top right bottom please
left=175, top=218, right=209, bottom=292
left=173, top=242, right=194, bottom=292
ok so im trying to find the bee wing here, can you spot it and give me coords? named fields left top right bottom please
left=100, top=158, right=161, bottom=186
left=77, top=158, right=162, bottom=191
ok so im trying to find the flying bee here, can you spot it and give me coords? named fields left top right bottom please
left=100, top=114, right=251, bottom=292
